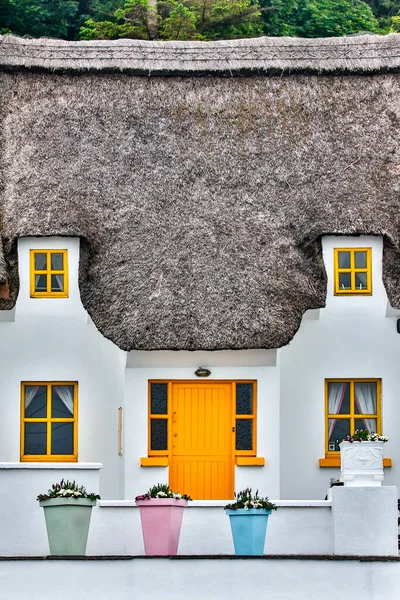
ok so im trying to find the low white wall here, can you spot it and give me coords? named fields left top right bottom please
left=0, top=464, right=101, bottom=556
left=91, top=502, right=332, bottom=556
left=1, top=558, right=400, bottom=600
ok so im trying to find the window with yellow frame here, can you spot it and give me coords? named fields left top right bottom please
left=334, top=248, right=372, bottom=295
left=21, top=382, right=77, bottom=462
left=30, top=250, right=68, bottom=298
left=325, top=379, right=381, bottom=456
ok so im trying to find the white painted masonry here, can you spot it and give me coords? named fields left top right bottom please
left=1, top=558, right=400, bottom=600
left=0, top=238, right=126, bottom=499
left=0, top=234, right=399, bottom=558
left=279, top=236, right=400, bottom=499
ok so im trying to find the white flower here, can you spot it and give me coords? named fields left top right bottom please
left=156, top=491, right=167, bottom=497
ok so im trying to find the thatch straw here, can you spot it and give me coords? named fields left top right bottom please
left=0, top=36, right=400, bottom=349
left=0, top=34, right=400, bottom=74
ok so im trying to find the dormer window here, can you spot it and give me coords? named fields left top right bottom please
left=30, top=250, right=68, bottom=298
left=334, top=248, right=372, bottom=295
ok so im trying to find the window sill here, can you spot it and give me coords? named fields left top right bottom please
left=319, top=457, right=392, bottom=468
left=140, top=457, right=169, bottom=467
left=235, top=457, right=265, bottom=466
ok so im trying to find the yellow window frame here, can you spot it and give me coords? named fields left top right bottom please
left=334, top=247, right=372, bottom=295
left=147, top=380, right=257, bottom=459
left=324, top=378, right=381, bottom=458
left=30, top=249, right=69, bottom=298
left=21, top=381, right=78, bottom=462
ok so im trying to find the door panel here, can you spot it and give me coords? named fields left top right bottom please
left=170, top=382, right=233, bottom=500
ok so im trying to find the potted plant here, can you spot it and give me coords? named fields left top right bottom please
left=135, top=483, right=192, bottom=556
left=339, top=430, right=389, bottom=487
left=224, top=488, right=277, bottom=556
left=37, top=479, right=100, bottom=556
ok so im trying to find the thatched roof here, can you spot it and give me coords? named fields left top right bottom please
left=1, top=34, right=400, bottom=74
left=0, top=35, right=400, bottom=350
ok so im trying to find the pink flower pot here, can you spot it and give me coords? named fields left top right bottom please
left=136, top=498, right=188, bottom=555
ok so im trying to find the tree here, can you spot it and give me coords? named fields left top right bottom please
left=79, top=0, right=263, bottom=41
left=260, top=0, right=380, bottom=37
left=0, top=0, right=79, bottom=38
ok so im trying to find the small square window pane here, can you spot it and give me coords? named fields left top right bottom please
left=355, top=252, right=367, bottom=268
left=51, top=253, right=63, bottom=270
left=24, top=422, right=47, bottom=455
left=51, top=422, right=74, bottom=455
left=339, top=273, right=351, bottom=290
left=355, top=418, right=377, bottom=432
left=338, top=252, right=350, bottom=268
left=34, top=253, right=47, bottom=270
left=354, top=382, right=376, bottom=414
left=235, top=419, right=253, bottom=451
left=150, top=383, right=168, bottom=415
left=51, top=275, right=64, bottom=292
left=236, top=384, right=253, bottom=415
left=328, top=382, right=350, bottom=415
left=328, top=419, right=349, bottom=451
left=355, top=273, right=367, bottom=290
left=52, top=386, right=74, bottom=418
left=151, top=419, right=168, bottom=451
left=25, top=385, right=47, bottom=418
left=35, top=274, right=47, bottom=291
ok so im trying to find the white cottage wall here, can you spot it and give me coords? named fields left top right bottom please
left=124, top=353, right=280, bottom=500
left=0, top=238, right=126, bottom=499
left=279, top=236, right=400, bottom=499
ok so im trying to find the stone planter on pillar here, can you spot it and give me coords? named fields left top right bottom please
left=339, top=440, right=384, bottom=487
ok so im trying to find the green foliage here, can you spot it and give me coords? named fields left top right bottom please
left=79, top=0, right=263, bottom=40
left=135, top=483, right=192, bottom=500
left=37, top=479, right=101, bottom=502
left=0, top=0, right=79, bottom=38
left=390, top=14, right=400, bottom=29
left=260, top=0, right=380, bottom=37
left=224, top=488, right=277, bottom=511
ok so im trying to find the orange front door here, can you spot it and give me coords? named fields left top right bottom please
left=169, top=382, right=234, bottom=500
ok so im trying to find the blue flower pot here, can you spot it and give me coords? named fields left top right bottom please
left=225, top=508, right=272, bottom=555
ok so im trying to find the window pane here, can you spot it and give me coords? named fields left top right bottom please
left=24, top=422, right=47, bottom=455
left=52, top=386, right=74, bottom=418
left=34, top=253, right=47, bottom=270
left=51, top=422, right=74, bottom=455
left=355, top=418, right=377, bottom=432
left=355, top=272, right=367, bottom=290
left=235, top=419, right=253, bottom=451
left=150, top=419, right=168, bottom=450
left=328, top=419, right=349, bottom=451
left=150, top=383, right=168, bottom=415
left=24, top=386, right=47, bottom=418
left=51, top=253, right=63, bottom=270
left=355, top=252, right=367, bottom=268
left=236, top=383, right=253, bottom=415
left=328, top=382, right=350, bottom=415
left=338, top=252, right=350, bottom=268
left=51, top=275, right=64, bottom=292
left=35, top=274, right=47, bottom=291
left=338, top=273, right=351, bottom=290
left=354, top=382, right=376, bottom=414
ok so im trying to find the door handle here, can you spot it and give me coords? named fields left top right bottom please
left=174, top=433, right=178, bottom=437
left=232, top=427, right=235, bottom=432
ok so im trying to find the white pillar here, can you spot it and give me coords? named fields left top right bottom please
left=332, top=486, right=398, bottom=556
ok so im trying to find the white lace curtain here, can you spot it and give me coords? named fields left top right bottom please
left=24, top=385, right=73, bottom=416
left=53, top=386, right=74, bottom=415
left=328, top=382, right=347, bottom=437
left=354, top=383, right=376, bottom=432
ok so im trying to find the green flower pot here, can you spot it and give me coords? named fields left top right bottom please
left=39, top=498, right=97, bottom=556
